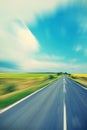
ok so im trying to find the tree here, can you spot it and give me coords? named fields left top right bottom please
left=49, top=75, right=55, bottom=79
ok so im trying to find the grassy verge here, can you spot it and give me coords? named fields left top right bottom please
left=0, top=73, right=59, bottom=109
left=68, top=74, right=87, bottom=88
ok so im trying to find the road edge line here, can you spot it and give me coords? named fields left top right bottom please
left=68, top=78, right=87, bottom=90
left=0, top=80, right=57, bottom=114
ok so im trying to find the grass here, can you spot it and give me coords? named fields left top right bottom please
left=69, top=74, right=87, bottom=88
left=0, top=73, right=59, bottom=109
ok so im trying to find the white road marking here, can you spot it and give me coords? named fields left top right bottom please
left=64, top=102, right=67, bottom=130
left=63, top=78, right=67, bottom=84
left=63, top=78, right=67, bottom=130
left=63, top=84, right=66, bottom=93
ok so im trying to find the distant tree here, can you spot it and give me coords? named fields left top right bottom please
left=49, top=75, right=55, bottom=79
left=56, top=72, right=63, bottom=76
left=64, top=72, right=71, bottom=76
left=64, top=72, right=68, bottom=75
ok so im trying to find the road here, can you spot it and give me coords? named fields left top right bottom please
left=0, top=76, right=87, bottom=130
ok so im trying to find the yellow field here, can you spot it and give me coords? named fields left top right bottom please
left=71, top=74, right=87, bottom=88
left=72, top=74, right=87, bottom=77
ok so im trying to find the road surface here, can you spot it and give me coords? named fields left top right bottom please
left=0, top=76, right=87, bottom=130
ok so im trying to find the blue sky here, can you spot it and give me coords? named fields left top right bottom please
left=0, top=0, right=87, bottom=73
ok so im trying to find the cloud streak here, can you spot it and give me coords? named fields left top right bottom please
left=74, top=44, right=87, bottom=56
left=0, top=21, right=40, bottom=62
left=19, top=59, right=87, bottom=73
left=75, top=45, right=83, bottom=52
left=0, top=0, right=87, bottom=73
left=0, top=0, right=70, bottom=27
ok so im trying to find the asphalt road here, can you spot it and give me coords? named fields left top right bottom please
left=0, top=77, right=87, bottom=130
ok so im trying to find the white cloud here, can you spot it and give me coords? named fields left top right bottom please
left=0, top=21, right=40, bottom=63
left=0, top=20, right=67, bottom=72
left=0, top=0, right=87, bottom=73
left=37, top=54, right=64, bottom=61
left=75, top=45, right=82, bottom=52
left=74, top=44, right=87, bottom=56
left=0, top=0, right=71, bottom=63
left=19, top=59, right=87, bottom=73
left=69, top=58, right=77, bottom=63
left=0, top=21, right=66, bottom=72
left=0, top=0, right=72, bottom=29
left=14, top=22, right=40, bottom=53
left=20, top=60, right=65, bottom=71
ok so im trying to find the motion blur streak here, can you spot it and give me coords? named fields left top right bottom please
left=0, top=77, right=87, bottom=130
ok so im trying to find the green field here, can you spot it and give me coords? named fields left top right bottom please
left=0, top=73, right=59, bottom=109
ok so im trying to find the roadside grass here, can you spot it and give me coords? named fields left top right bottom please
left=69, top=74, right=87, bottom=88
left=0, top=73, right=59, bottom=109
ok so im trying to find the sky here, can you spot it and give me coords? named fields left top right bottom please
left=0, top=0, right=87, bottom=73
